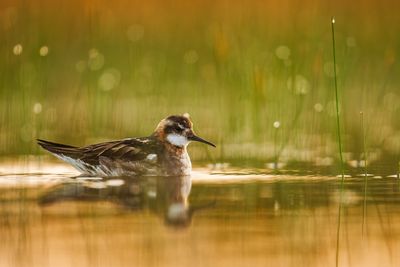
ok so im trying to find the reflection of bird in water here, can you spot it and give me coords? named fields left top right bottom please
left=37, top=114, right=215, bottom=177
left=39, top=176, right=214, bottom=227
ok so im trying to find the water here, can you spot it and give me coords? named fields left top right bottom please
left=1, top=162, right=399, bottom=267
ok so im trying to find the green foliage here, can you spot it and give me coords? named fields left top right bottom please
left=0, top=1, right=399, bottom=168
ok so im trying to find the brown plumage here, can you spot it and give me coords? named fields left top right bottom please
left=37, top=114, right=215, bottom=177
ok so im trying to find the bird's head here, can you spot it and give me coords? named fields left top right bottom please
left=154, top=113, right=216, bottom=148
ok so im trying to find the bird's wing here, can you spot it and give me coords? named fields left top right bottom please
left=79, top=137, right=161, bottom=165
left=79, top=138, right=163, bottom=176
left=38, top=137, right=162, bottom=175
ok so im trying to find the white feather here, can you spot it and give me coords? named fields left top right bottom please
left=166, top=134, right=189, bottom=147
left=146, top=154, right=158, bottom=162
left=54, top=154, right=118, bottom=176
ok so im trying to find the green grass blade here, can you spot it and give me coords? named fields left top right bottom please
left=331, top=17, right=346, bottom=267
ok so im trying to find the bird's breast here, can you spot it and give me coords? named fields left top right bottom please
left=178, top=152, right=192, bottom=176
left=161, top=149, right=192, bottom=176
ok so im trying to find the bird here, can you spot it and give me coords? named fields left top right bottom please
left=37, top=114, right=215, bottom=177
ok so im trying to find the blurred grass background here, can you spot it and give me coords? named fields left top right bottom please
left=0, top=0, right=399, bottom=170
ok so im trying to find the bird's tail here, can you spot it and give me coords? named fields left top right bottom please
left=37, top=139, right=81, bottom=158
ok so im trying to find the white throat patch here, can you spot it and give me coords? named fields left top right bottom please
left=166, top=134, right=189, bottom=147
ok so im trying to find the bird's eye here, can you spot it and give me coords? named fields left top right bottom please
left=174, top=125, right=183, bottom=132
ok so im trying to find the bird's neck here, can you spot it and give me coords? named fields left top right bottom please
left=159, top=138, right=192, bottom=176
left=164, top=142, right=187, bottom=156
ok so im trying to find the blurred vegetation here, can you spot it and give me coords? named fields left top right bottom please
left=0, top=0, right=399, bottom=171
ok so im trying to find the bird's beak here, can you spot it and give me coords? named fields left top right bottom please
left=188, top=133, right=216, bottom=147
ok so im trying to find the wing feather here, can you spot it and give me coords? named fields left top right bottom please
left=79, top=137, right=161, bottom=165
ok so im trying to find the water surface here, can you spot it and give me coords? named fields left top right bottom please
left=1, top=162, right=399, bottom=267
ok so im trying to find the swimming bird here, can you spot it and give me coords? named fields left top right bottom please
left=37, top=114, right=215, bottom=177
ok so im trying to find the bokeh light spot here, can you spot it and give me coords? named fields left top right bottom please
left=287, top=74, right=310, bottom=95
left=98, top=68, right=121, bottom=91
left=13, top=44, right=23, bottom=55
left=314, top=103, right=324, bottom=112
left=275, top=45, right=290, bottom=60
left=39, top=46, right=49, bottom=56
left=33, top=103, right=42, bottom=114
left=89, top=48, right=99, bottom=59
left=88, top=49, right=105, bottom=71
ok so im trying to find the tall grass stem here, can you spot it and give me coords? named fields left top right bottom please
left=331, top=17, right=346, bottom=267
